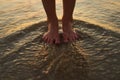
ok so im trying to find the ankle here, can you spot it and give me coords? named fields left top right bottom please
left=62, top=23, right=73, bottom=32
left=62, top=16, right=73, bottom=22
left=47, top=17, right=58, bottom=23
left=47, top=20, right=59, bottom=32
left=47, top=18, right=58, bottom=27
left=62, top=17, right=73, bottom=25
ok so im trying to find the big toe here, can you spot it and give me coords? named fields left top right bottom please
left=63, top=35, right=68, bottom=43
left=55, top=38, right=60, bottom=44
left=47, top=39, right=54, bottom=44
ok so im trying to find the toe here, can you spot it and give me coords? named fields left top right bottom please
left=46, top=38, right=50, bottom=43
left=63, top=34, right=68, bottom=43
left=43, top=34, right=48, bottom=41
left=64, top=37, right=68, bottom=43
left=49, top=39, right=53, bottom=44
left=64, top=39, right=68, bottom=43
left=47, top=38, right=51, bottom=43
left=42, top=35, right=46, bottom=40
left=75, top=33, right=79, bottom=39
left=68, top=36, right=72, bottom=42
left=55, top=38, right=60, bottom=44
left=72, top=36, right=76, bottom=41
left=76, top=31, right=80, bottom=37
left=44, top=37, right=48, bottom=42
left=72, top=33, right=76, bottom=41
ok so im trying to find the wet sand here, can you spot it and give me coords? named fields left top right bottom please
left=0, top=0, right=120, bottom=80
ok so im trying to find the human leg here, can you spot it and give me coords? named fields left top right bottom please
left=42, top=0, right=60, bottom=44
left=62, top=0, right=78, bottom=42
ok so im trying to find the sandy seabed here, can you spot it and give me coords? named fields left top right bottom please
left=0, top=20, right=120, bottom=80
left=0, top=0, right=120, bottom=80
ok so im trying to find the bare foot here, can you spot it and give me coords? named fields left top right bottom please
left=62, top=20, right=78, bottom=42
left=42, top=21, right=60, bottom=44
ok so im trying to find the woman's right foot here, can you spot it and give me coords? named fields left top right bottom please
left=42, top=20, right=60, bottom=44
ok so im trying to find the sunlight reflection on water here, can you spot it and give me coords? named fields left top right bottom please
left=0, top=0, right=120, bottom=38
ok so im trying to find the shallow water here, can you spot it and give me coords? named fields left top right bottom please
left=75, top=0, right=120, bottom=33
left=0, top=1, right=120, bottom=80
left=0, top=0, right=120, bottom=38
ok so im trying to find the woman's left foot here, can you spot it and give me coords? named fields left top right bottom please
left=62, top=19, right=78, bottom=42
